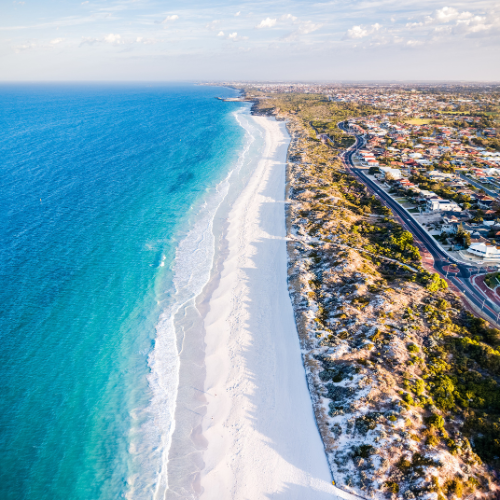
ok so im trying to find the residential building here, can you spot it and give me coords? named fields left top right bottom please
left=426, top=198, right=462, bottom=212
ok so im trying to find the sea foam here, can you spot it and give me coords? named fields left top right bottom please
left=127, top=108, right=256, bottom=500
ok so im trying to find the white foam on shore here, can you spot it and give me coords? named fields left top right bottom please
left=126, top=108, right=258, bottom=500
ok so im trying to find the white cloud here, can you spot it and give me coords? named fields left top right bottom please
left=225, top=32, right=248, bottom=42
left=206, top=20, right=219, bottom=30
left=81, top=1, right=89, bottom=4
left=80, top=33, right=124, bottom=46
left=454, top=15, right=496, bottom=35
left=135, top=37, right=160, bottom=45
left=104, top=33, right=123, bottom=44
left=217, top=31, right=224, bottom=37
left=162, top=15, right=178, bottom=24
left=281, top=14, right=297, bottom=22
left=421, top=7, right=473, bottom=26
left=343, top=23, right=381, bottom=40
left=256, top=17, right=277, bottom=29
left=282, top=20, right=322, bottom=41
left=435, top=7, right=472, bottom=22
left=235, top=11, right=240, bottom=17
left=50, top=38, right=64, bottom=45
left=345, top=25, right=369, bottom=39
left=14, top=41, right=36, bottom=52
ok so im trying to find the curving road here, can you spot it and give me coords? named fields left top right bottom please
left=338, top=123, right=500, bottom=326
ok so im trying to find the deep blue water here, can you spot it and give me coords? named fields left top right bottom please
left=0, top=84, right=245, bottom=499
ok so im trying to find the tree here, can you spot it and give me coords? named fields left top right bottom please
left=427, top=273, right=448, bottom=292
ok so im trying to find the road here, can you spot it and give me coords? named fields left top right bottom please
left=458, top=173, right=499, bottom=198
left=338, top=123, right=500, bottom=326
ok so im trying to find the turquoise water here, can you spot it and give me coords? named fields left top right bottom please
left=0, top=84, right=246, bottom=499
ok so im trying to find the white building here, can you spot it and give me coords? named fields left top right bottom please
left=426, top=198, right=462, bottom=212
left=467, top=243, right=500, bottom=261
left=379, top=167, right=401, bottom=180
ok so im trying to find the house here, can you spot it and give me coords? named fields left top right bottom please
left=426, top=198, right=462, bottom=212
left=379, top=167, right=401, bottom=180
left=440, top=212, right=470, bottom=234
left=427, top=171, right=455, bottom=181
left=476, top=195, right=496, bottom=210
left=419, top=190, right=438, bottom=200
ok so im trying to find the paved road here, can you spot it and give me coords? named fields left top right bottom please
left=338, top=124, right=500, bottom=326
left=458, top=173, right=499, bottom=198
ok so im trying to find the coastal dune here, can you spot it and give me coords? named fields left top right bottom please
left=201, top=116, right=352, bottom=499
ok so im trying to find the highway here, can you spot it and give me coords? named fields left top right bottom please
left=337, top=124, right=500, bottom=326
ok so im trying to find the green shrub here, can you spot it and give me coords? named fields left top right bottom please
left=427, top=434, right=439, bottom=447
left=444, top=478, right=464, bottom=498
left=426, top=414, right=445, bottom=429
left=385, top=481, right=399, bottom=493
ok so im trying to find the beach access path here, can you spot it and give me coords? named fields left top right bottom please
left=201, top=116, right=356, bottom=500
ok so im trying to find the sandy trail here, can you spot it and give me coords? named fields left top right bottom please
left=201, top=116, right=353, bottom=500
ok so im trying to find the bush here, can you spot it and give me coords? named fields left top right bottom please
left=385, top=481, right=399, bottom=493
left=426, top=414, right=445, bottom=429
left=444, top=478, right=464, bottom=498
left=427, top=434, right=439, bottom=447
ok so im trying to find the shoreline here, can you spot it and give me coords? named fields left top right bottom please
left=199, top=115, right=342, bottom=499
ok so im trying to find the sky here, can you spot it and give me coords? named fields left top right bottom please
left=1, top=0, right=500, bottom=82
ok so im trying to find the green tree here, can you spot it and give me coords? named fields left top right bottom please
left=427, top=273, right=448, bottom=292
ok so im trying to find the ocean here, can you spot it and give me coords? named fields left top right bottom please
left=0, top=84, right=256, bottom=499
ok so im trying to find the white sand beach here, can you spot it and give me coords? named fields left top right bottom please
left=200, top=116, right=354, bottom=500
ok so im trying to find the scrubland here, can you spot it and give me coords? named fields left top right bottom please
left=274, top=108, right=500, bottom=499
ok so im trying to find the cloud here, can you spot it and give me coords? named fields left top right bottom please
left=282, top=20, right=322, bottom=41
left=206, top=20, right=219, bottom=30
left=50, top=38, right=64, bottom=45
left=235, top=11, right=240, bottom=17
left=81, top=1, right=89, bottom=4
left=402, top=6, right=499, bottom=42
left=80, top=33, right=124, bottom=46
left=435, top=7, right=472, bottom=23
left=280, top=14, right=297, bottom=22
left=225, top=32, right=248, bottom=42
left=343, top=23, right=381, bottom=40
left=454, top=15, right=498, bottom=36
left=135, top=36, right=160, bottom=45
left=256, top=17, right=277, bottom=29
left=104, top=33, right=123, bottom=44
left=14, top=41, right=36, bottom=52
left=217, top=31, right=224, bottom=37
left=344, top=25, right=369, bottom=39
left=162, top=14, right=178, bottom=24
